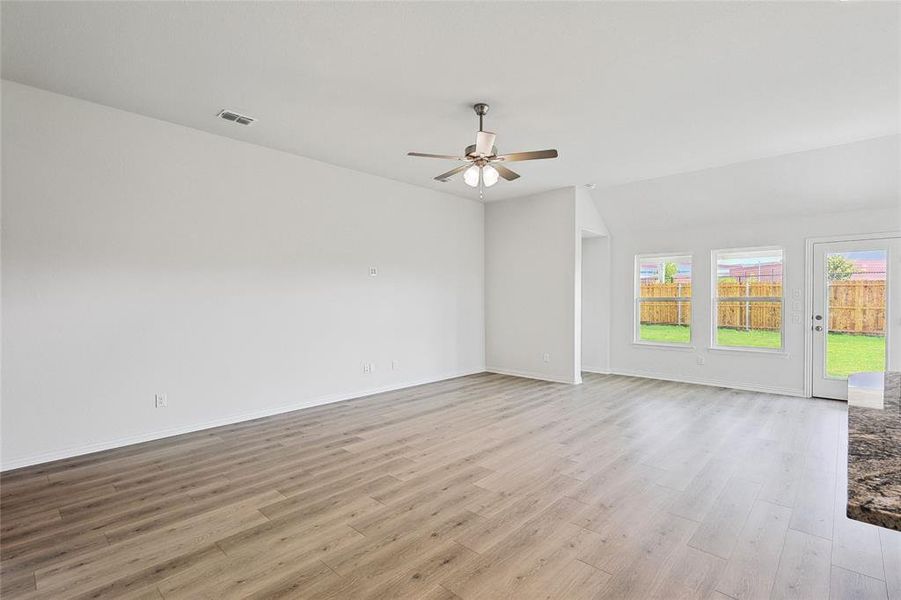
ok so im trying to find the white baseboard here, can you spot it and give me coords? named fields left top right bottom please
left=1, top=368, right=485, bottom=472
left=581, top=365, right=610, bottom=375
left=609, top=367, right=805, bottom=397
left=485, top=366, right=578, bottom=385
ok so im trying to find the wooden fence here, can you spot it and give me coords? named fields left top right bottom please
left=640, top=283, right=694, bottom=327
left=827, top=280, right=885, bottom=334
left=639, top=281, right=884, bottom=334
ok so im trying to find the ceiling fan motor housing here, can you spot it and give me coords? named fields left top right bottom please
left=464, top=144, right=498, bottom=159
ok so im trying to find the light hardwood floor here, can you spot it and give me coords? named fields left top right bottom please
left=1, top=373, right=898, bottom=599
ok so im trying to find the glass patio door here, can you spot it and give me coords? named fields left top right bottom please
left=811, top=237, right=899, bottom=400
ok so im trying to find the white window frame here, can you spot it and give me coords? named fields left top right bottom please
left=710, top=246, right=785, bottom=353
left=633, top=252, right=694, bottom=348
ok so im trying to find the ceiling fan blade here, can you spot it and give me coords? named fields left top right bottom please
left=475, top=131, right=496, bottom=156
left=493, top=164, right=520, bottom=181
left=495, top=149, right=558, bottom=162
left=408, top=152, right=467, bottom=160
left=434, top=164, right=470, bottom=182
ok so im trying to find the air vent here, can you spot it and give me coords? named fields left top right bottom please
left=217, top=109, right=256, bottom=126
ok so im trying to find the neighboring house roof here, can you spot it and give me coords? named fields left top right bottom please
left=724, top=263, right=782, bottom=282
left=847, top=259, right=887, bottom=280
left=642, top=258, right=886, bottom=283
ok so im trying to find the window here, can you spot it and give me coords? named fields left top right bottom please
left=635, top=254, right=692, bottom=345
left=712, top=248, right=783, bottom=350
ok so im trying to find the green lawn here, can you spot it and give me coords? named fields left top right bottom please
left=716, top=328, right=781, bottom=349
left=639, top=324, right=692, bottom=344
left=826, top=332, right=885, bottom=378
left=639, top=324, right=885, bottom=378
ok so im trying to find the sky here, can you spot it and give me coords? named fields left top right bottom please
left=836, top=250, right=886, bottom=261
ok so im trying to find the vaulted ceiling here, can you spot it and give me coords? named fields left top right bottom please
left=2, top=1, right=898, bottom=202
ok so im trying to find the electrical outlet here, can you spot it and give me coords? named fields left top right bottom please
left=369, top=267, right=378, bottom=277
left=392, top=360, right=399, bottom=371
left=154, top=393, right=168, bottom=408
left=362, top=363, right=371, bottom=374
left=542, top=353, right=550, bottom=363
left=696, top=356, right=705, bottom=366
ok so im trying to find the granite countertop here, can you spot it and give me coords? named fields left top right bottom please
left=847, top=371, right=900, bottom=531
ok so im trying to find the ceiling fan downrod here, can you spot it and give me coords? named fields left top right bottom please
left=473, top=102, right=489, bottom=132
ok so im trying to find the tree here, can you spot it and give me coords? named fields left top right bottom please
left=827, top=255, right=855, bottom=281
left=664, top=261, right=678, bottom=283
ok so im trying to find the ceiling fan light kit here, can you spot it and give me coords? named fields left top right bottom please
left=463, top=164, right=480, bottom=187
left=407, top=103, right=558, bottom=196
left=481, top=164, right=499, bottom=187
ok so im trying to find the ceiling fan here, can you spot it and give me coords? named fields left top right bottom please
left=407, top=103, right=558, bottom=192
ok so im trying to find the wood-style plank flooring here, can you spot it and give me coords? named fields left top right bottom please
left=1, top=373, right=898, bottom=599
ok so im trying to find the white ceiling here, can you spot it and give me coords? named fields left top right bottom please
left=2, top=1, right=898, bottom=201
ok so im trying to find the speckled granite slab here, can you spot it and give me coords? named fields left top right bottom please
left=847, top=371, right=900, bottom=531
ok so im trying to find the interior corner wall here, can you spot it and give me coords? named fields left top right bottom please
left=575, top=187, right=609, bottom=238
left=0, top=81, right=486, bottom=470
left=485, top=187, right=579, bottom=383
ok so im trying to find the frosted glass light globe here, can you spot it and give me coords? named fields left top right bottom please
left=463, top=164, right=480, bottom=187
left=482, top=165, right=499, bottom=187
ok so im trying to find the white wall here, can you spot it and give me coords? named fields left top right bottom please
left=581, top=235, right=610, bottom=373
left=485, top=188, right=578, bottom=383
left=596, top=137, right=901, bottom=396
left=596, top=135, right=899, bottom=233
left=1, top=81, right=486, bottom=469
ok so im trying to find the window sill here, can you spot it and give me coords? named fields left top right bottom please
left=632, top=341, right=696, bottom=352
left=708, top=346, right=790, bottom=358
